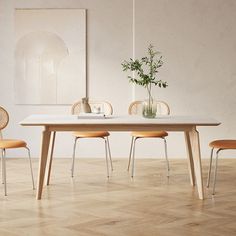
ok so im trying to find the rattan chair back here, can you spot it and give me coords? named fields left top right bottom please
left=0, top=106, right=9, bottom=131
left=128, top=100, right=170, bottom=116
left=71, top=100, right=113, bottom=116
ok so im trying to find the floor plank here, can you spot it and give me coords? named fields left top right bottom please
left=0, top=158, right=236, bottom=236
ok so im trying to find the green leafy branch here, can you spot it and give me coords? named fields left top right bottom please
left=121, top=44, right=168, bottom=91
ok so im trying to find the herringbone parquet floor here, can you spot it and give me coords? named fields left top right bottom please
left=0, top=158, right=236, bottom=236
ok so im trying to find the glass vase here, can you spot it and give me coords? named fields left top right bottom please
left=142, top=97, right=157, bottom=118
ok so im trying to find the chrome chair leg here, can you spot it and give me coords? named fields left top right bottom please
left=163, top=138, right=170, bottom=177
left=25, top=147, right=35, bottom=190
left=212, top=149, right=221, bottom=195
left=71, top=137, right=78, bottom=177
left=131, top=138, right=138, bottom=178
left=104, top=138, right=110, bottom=178
left=106, top=137, right=113, bottom=171
left=1, top=149, right=3, bottom=184
left=207, top=148, right=214, bottom=188
left=2, top=149, right=7, bottom=196
left=127, top=137, right=134, bottom=171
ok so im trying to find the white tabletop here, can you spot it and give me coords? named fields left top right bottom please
left=20, top=115, right=220, bottom=126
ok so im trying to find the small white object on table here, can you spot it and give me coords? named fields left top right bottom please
left=77, top=113, right=106, bottom=119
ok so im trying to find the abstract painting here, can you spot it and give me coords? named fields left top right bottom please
left=15, top=9, right=86, bottom=104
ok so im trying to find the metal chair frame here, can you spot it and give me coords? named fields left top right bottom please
left=128, top=100, right=170, bottom=177
left=71, top=136, right=113, bottom=178
left=0, top=106, right=35, bottom=196
left=207, top=148, right=223, bottom=195
left=71, top=100, right=113, bottom=178
left=207, top=139, right=236, bottom=195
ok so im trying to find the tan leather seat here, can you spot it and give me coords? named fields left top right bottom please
left=209, top=140, right=236, bottom=149
left=0, top=139, right=27, bottom=149
left=73, top=131, right=110, bottom=138
left=131, top=131, right=168, bottom=138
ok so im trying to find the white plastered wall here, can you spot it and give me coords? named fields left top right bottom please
left=0, top=0, right=235, bottom=159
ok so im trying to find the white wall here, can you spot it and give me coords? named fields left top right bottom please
left=0, top=0, right=236, bottom=159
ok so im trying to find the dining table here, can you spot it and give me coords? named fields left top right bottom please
left=20, top=114, right=220, bottom=200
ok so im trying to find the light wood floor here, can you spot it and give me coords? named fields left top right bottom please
left=1, top=158, right=236, bottom=236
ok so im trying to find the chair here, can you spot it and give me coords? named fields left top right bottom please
left=0, top=106, right=35, bottom=196
left=71, top=100, right=113, bottom=177
left=127, top=100, right=170, bottom=177
left=207, top=139, right=236, bottom=195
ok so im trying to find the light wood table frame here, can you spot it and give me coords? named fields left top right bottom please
left=20, top=115, right=220, bottom=200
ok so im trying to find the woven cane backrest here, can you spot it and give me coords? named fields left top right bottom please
left=128, top=100, right=170, bottom=116
left=0, top=106, right=9, bottom=131
left=71, top=100, right=113, bottom=116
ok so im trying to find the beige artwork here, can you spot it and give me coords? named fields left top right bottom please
left=15, top=9, right=86, bottom=104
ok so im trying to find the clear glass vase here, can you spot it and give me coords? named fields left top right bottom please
left=142, top=97, right=157, bottom=118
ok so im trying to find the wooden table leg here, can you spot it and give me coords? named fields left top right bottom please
left=46, top=131, right=56, bottom=185
left=189, top=128, right=204, bottom=200
left=36, top=128, right=51, bottom=200
left=184, top=131, right=195, bottom=186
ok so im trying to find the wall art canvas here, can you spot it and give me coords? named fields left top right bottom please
left=15, top=9, right=86, bottom=104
